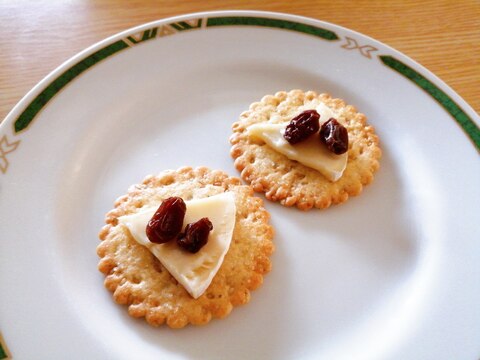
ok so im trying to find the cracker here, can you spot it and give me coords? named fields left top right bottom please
left=230, top=90, right=381, bottom=210
left=97, top=167, right=274, bottom=328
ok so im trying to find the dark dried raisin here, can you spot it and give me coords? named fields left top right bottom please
left=146, top=197, right=186, bottom=244
left=320, top=118, right=349, bottom=154
left=284, top=110, right=320, bottom=144
left=177, top=217, right=213, bottom=253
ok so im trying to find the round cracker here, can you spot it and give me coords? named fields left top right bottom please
left=230, top=90, right=381, bottom=210
left=97, top=167, right=274, bottom=328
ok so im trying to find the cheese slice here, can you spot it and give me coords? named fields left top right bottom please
left=118, top=192, right=236, bottom=299
left=247, top=103, right=347, bottom=181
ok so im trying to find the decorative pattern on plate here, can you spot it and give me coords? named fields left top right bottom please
left=380, top=55, right=480, bottom=149
left=0, top=135, right=20, bottom=174
left=341, top=36, right=378, bottom=59
left=2, top=13, right=478, bottom=180
left=124, top=19, right=205, bottom=46
left=0, top=332, right=10, bottom=360
left=206, top=16, right=339, bottom=40
left=13, top=40, right=129, bottom=133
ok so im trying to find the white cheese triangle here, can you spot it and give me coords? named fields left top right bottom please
left=316, top=102, right=338, bottom=123
left=247, top=103, right=347, bottom=182
left=118, top=192, right=236, bottom=299
left=247, top=125, right=347, bottom=181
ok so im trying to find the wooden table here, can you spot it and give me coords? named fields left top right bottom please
left=1, top=0, right=479, bottom=122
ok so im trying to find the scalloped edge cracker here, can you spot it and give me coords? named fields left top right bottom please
left=97, top=167, right=274, bottom=328
left=230, top=90, right=381, bottom=210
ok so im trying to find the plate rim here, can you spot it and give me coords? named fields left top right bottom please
left=1, top=9, right=480, bottom=359
left=1, top=10, right=479, bottom=141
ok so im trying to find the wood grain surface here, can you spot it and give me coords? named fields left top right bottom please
left=1, top=0, right=479, bottom=122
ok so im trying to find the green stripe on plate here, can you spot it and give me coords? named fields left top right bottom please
left=14, top=40, right=130, bottom=133
left=206, top=16, right=338, bottom=41
left=380, top=55, right=480, bottom=151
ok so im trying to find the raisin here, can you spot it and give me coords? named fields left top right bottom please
left=284, top=110, right=320, bottom=144
left=320, top=118, right=349, bottom=154
left=146, top=197, right=186, bottom=244
left=177, top=217, right=213, bottom=253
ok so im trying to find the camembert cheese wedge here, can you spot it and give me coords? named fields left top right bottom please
left=118, top=192, right=236, bottom=299
left=247, top=103, right=348, bottom=181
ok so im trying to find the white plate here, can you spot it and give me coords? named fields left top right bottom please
left=1, top=10, right=479, bottom=360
